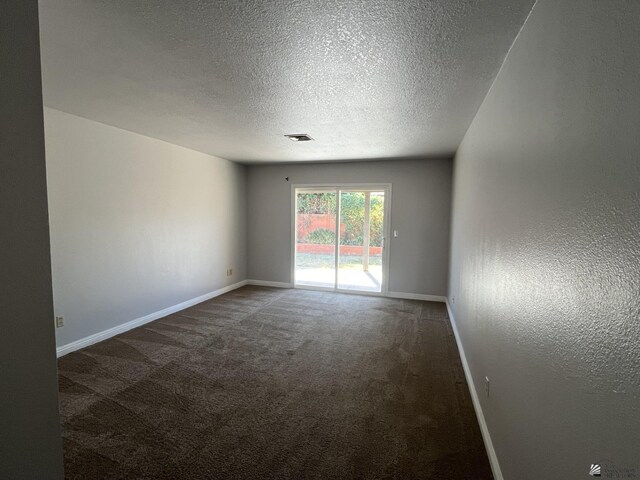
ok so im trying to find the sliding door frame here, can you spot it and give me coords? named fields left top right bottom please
left=290, top=183, right=392, bottom=297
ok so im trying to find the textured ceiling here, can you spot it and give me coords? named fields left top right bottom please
left=38, top=0, right=535, bottom=163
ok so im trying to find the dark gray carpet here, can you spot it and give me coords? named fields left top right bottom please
left=58, top=286, right=492, bottom=479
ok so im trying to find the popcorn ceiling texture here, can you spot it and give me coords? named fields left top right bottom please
left=38, top=0, right=534, bottom=163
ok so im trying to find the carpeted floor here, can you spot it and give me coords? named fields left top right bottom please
left=58, top=286, right=492, bottom=479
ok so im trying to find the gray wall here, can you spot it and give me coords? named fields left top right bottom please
left=247, top=159, right=452, bottom=296
left=0, top=1, right=64, bottom=478
left=449, top=1, right=640, bottom=478
left=45, top=108, right=247, bottom=350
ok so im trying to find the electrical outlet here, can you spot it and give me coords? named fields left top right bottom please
left=226, top=268, right=233, bottom=277
left=55, top=316, right=65, bottom=328
left=485, top=376, right=490, bottom=398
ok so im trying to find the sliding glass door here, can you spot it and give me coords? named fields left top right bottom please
left=294, top=185, right=389, bottom=294
left=337, top=190, right=385, bottom=292
left=294, top=189, right=337, bottom=289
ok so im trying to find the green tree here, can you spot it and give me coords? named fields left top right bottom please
left=297, top=193, right=336, bottom=214
left=296, top=192, right=384, bottom=247
left=340, top=192, right=384, bottom=246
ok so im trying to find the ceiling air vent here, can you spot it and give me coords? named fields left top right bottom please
left=285, top=134, right=314, bottom=142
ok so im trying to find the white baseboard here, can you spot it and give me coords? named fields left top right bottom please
left=445, top=300, right=503, bottom=480
left=56, top=280, right=248, bottom=357
left=245, top=281, right=446, bottom=303
left=246, top=279, right=293, bottom=288
left=387, top=291, right=447, bottom=303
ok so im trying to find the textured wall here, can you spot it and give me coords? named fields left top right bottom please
left=45, top=108, right=247, bottom=349
left=0, top=2, right=64, bottom=478
left=247, top=159, right=452, bottom=296
left=449, top=0, right=640, bottom=478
